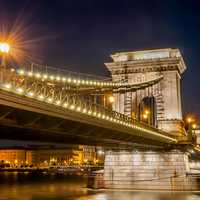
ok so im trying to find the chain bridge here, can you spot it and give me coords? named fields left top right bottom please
left=0, top=60, right=176, bottom=147
left=0, top=48, right=200, bottom=190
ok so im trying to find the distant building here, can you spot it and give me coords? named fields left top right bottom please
left=0, top=145, right=104, bottom=167
left=0, top=148, right=29, bottom=167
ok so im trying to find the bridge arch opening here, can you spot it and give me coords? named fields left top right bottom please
left=138, top=96, right=157, bottom=127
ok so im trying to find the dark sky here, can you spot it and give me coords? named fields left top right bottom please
left=0, top=0, right=200, bottom=119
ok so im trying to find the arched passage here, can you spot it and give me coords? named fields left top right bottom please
left=139, top=96, right=157, bottom=126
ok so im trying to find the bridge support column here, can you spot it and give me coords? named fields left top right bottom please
left=104, top=149, right=199, bottom=190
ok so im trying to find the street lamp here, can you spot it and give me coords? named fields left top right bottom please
left=186, top=116, right=196, bottom=143
left=0, top=42, right=10, bottom=67
left=187, top=117, right=193, bottom=124
left=192, top=124, right=197, bottom=130
left=0, top=42, right=10, bottom=53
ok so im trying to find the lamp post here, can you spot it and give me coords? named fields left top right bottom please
left=0, top=42, right=10, bottom=83
left=186, top=117, right=195, bottom=143
left=0, top=42, right=10, bottom=66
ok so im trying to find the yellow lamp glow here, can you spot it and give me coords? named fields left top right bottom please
left=0, top=42, right=10, bottom=53
left=108, top=95, right=114, bottom=103
left=187, top=117, right=193, bottom=124
left=192, top=124, right=197, bottom=129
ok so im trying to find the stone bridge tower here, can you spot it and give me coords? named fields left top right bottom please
left=105, top=48, right=186, bottom=136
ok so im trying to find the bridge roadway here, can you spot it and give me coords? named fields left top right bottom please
left=0, top=87, right=177, bottom=147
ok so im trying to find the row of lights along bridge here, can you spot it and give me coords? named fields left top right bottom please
left=0, top=42, right=199, bottom=133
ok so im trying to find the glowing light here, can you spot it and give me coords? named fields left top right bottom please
left=28, top=72, right=33, bottom=76
left=3, top=83, right=11, bottom=89
left=88, top=110, right=92, bottom=115
left=145, top=110, right=149, bottom=115
left=43, top=74, right=48, bottom=79
left=67, top=78, right=72, bottom=83
left=83, top=108, right=87, bottom=113
left=187, top=117, right=193, bottom=124
left=76, top=106, right=81, bottom=112
left=16, top=88, right=23, bottom=94
left=143, top=114, right=148, bottom=119
left=108, top=95, right=114, bottom=103
left=18, top=69, right=25, bottom=75
left=50, top=75, right=55, bottom=80
left=62, top=77, right=66, bottom=82
left=56, top=76, right=60, bottom=81
left=0, top=42, right=10, bottom=53
left=97, top=150, right=104, bottom=155
left=38, top=95, right=44, bottom=100
left=47, top=98, right=53, bottom=103
left=27, top=92, right=34, bottom=97
left=192, top=124, right=197, bottom=129
left=93, top=111, right=97, bottom=116
left=70, top=104, right=75, bottom=110
left=63, top=102, right=68, bottom=108
left=35, top=73, right=41, bottom=78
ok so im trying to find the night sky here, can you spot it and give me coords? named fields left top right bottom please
left=0, top=0, right=200, bottom=119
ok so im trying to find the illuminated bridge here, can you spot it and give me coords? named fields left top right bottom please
left=0, top=61, right=176, bottom=147
left=1, top=48, right=200, bottom=190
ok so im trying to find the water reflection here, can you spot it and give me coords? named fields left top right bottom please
left=0, top=172, right=199, bottom=200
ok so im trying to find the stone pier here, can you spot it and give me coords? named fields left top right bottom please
left=104, top=149, right=200, bottom=190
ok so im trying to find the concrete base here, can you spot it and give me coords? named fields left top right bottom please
left=104, top=150, right=200, bottom=190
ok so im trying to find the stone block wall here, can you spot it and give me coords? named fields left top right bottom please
left=104, top=150, right=200, bottom=190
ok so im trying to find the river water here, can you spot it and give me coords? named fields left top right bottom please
left=0, top=172, right=199, bottom=200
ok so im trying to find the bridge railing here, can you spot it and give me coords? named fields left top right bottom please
left=26, top=63, right=110, bottom=81
left=67, top=94, right=168, bottom=135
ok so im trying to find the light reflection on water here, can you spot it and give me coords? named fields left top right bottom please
left=0, top=172, right=199, bottom=200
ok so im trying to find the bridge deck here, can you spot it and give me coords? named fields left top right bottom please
left=0, top=89, right=176, bottom=146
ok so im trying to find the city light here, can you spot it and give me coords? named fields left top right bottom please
left=38, top=95, right=44, bottom=100
left=143, top=114, right=148, bottom=119
left=18, top=69, right=25, bottom=75
left=47, top=98, right=53, bottom=103
left=0, top=42, right=10, bottom=53
left=108, top=95, right=114, bottom=103
left=27, top=92, right=34, bottom=97
left=187, top=117, right=193, bottom=124
left=3, top=83, right=12, bottom=89
left=192, top=124, right=197, bottom=129
left=70, top=104, right=75, bottom=110
left=16, top=88, right=24, bottom=94
left=63, top=102, right=68, bottom=108
left=76, top=106, right=81, bottom=111
left=43, top=74, right=48, bottom=79
left=145, top=110, right=149, bottom=115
